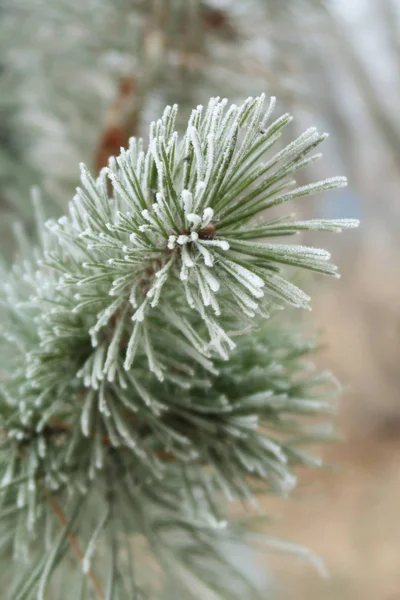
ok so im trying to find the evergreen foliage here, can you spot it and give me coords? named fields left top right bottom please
left=0, top=95, right=358, bottom=598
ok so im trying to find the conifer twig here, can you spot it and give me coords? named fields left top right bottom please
left=0, top=94, right=358, bottom=598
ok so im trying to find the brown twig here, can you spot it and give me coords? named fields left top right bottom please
left=94, top=77, right=140, bottom=172
left=48, top=495, right=105, bottom=600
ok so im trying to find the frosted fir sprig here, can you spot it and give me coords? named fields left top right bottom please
left=42, top=95, right=358, bottom=382
left=0, top=95, right=358, bottom=600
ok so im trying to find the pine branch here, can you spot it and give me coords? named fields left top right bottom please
left=37, top=95, right=357, bottom=384
left=0, top=95, right=358, bottom=598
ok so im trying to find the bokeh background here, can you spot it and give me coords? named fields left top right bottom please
left=262, top=2, right=400, bottom=598
left=1, top=1, right=399, bottom=598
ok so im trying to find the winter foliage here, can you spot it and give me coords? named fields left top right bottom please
left=0, top=95, right=358, bottom=598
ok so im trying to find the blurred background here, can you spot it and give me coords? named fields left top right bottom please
left=0, top=1, right=399, bottom=598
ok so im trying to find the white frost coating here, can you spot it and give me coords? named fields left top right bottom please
left=202, top=207, right=214, bottom=226
left=222, top=259, right=264, bottom=290
left=147, top=273, right=168, bottom=307
left=81, top=390, right=95, bottom=437
left=189, top=125, right=204, bottom=179
left=194, top=181, right=206, bottom=205
left=199, top=239, right=230, bottom=250
left=177, top=235, right=190, bottom=245
left=196, top=242, right=214, bottom=267
left=263, top=243, right=331, bottom=260
left=124, top=322, right=141, bottom=371
left=265, top=275, right=311, bottom=309
left=260, top=95, right=276, bottom=129
left=196, top=269, right=212, bottom=307
left=204, top=133, right=215, bottom=188
left=168, top=235, right=177, bottom=249
left=180, top=263, right=189, bottom=281
left=186, top=213, right=202, bottom=228
left=199, top=265, right=220, bottom=292
left=143, top=325, right=164, bottom=381
left=132, top=299, right=149, bottom=323
left=181, top=245, right=195, bottom=268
